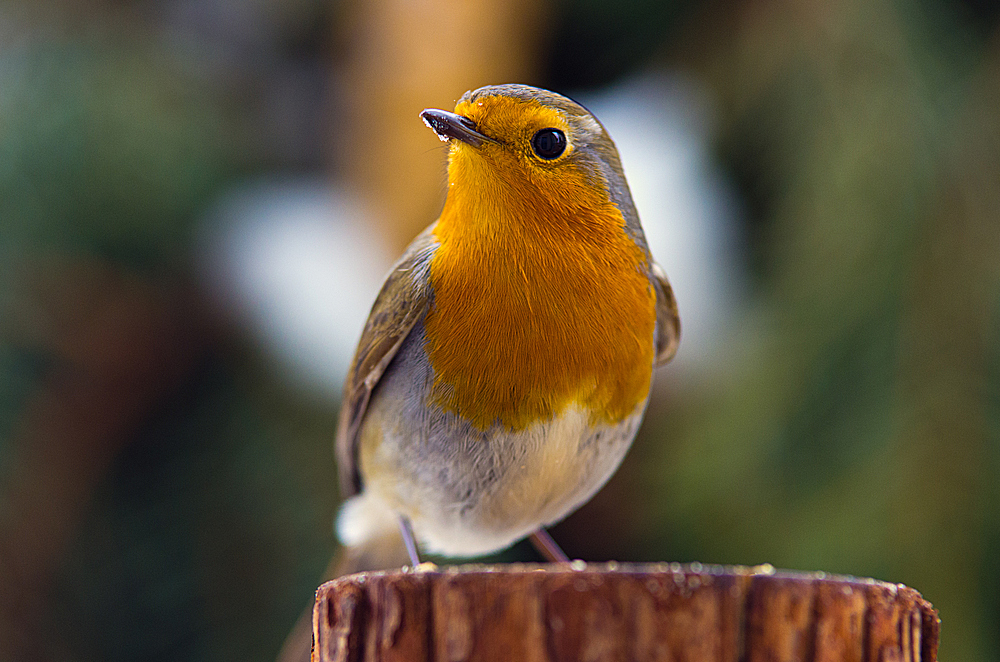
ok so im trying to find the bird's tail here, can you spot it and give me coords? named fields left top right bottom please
left=276, top=494, right=410, bottom=662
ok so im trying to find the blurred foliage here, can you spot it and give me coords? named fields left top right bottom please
left=53, top=358, right=339, bottom=661
left=0, top=7, right=338, bottom=661
left=0, top=1, right=998, bottom=661
left=0, top=39, right=235, bottom=266
left=546, top=0, right=695, bottom=87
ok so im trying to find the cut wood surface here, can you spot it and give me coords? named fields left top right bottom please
left=311, top=562, right=939, bottom=662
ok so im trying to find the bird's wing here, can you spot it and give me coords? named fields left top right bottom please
left=650, top=262, right=680, bottom=366
left=335, top=226, right=436, bottom=497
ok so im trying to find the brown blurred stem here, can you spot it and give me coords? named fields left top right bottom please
left=336, top=0, right=550, bottom=253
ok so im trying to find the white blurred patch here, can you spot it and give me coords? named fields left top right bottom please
left=579, top=72, right=746, bottom=372
left=196, top=177, right=392, bottom=398
left=336, top=492, right=400, bottom=547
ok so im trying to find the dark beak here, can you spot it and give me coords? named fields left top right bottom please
left=420, top=109, right=492, bottom=147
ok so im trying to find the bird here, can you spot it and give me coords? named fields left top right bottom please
left=276, top=82, right=679, bottom=662
left=333, top=83, right=680, bottom=568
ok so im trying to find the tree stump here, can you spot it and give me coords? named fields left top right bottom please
left=311, top=562, right=939, bottom=662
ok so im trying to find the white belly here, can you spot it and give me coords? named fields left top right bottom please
left=356, top=403, right=643, bottom=557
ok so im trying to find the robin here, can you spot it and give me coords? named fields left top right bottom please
left=333, top=83, right=680, bottom=568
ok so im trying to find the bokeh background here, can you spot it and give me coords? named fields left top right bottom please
left=1, top=0, right=998, bottom=660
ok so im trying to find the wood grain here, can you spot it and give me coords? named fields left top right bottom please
left=311, top=563, right=939, bottom=662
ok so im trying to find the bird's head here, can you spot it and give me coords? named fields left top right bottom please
left=421, top=84, right=639, bottom=235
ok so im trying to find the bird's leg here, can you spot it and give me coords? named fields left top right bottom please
left=397, top=515, right=422, bottom=566
left=529, top=529, right=570, bottom=563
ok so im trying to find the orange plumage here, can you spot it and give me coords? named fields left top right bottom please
left=426, top=96, right=656, bottom=430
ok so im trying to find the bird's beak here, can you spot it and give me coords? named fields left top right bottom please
left=420, top=109, right=492, bottom=147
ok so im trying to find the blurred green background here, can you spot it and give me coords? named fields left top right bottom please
left=1, top=0, right=998, bottom=660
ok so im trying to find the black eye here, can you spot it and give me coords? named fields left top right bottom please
left=531, top=128, right=566, bottom=159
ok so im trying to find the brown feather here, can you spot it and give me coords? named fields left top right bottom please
left=335, top=227, right=436, bottom=496
left=651, top=262, right=680, bottom=366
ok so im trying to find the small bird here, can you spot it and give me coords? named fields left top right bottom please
left=333, top=83, right=680, bottom=567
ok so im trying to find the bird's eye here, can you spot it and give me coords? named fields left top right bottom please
left=531, top=128, right=567, bottom=159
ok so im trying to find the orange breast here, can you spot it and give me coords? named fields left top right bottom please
left=423, top=155, right=656, bottom=431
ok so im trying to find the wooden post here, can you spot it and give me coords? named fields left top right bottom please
left=311, top=563, right=939, bottom=662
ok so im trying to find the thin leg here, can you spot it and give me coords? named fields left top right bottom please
left=398, top=516, right=421, bottom=566
left=529, top=529, right=570, bottom=563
